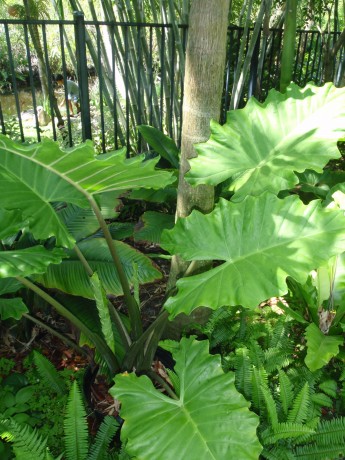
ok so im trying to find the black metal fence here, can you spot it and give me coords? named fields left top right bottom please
left=0, top=14, right=344, bottom=153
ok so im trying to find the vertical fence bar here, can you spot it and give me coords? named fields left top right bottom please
left=169, top=28, right=176, bottom=139
left=4, top=23, right=24, bottom=142
left=41, top=23, right=57, bottom=140
left=136, top=25, right=142, bottom=152
left=111, top=23, right=118, bottom=150
left=74, top=11, right=92, bottom=141
left=293, top=30, right=303, bottom=80
left=0, top=99, right=5, bottom=135
left=159, top=26, right=165, bottom=131
left=59, top=22, right=73, bottom=146
left=149, top=26, right=154, bottom=127
left=96, top=23, right=105, bottom=152
left=124, top=25, right=130, bottom=156
left=23, top=22, right=41, bottom=142
left=310, top=32, right=320, bottom=81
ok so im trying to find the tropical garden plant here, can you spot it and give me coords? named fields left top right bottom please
left=1, top=81, right=345, bottom=458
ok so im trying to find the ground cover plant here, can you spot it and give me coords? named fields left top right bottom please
left=1, top=82, right=345, bottom=458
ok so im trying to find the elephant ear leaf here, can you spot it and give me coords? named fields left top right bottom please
left=0, top=136, right=175, bottom=247
left=162, top=194, right=345, bottom=318
left=187, top=82, right=345, bottom=201
left=305, top=323, right=343, bottom=372
left=112, top=337, right=262, bottom=460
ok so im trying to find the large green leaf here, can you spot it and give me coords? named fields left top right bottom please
left=304, top=323, right=343, bottom=372
left=0, top=136, right=175, bottom=247
left=35, top=238, right=161, bottom=298
left=162, top=194, right=345, bottom=318
left=0, top=247, right=65, bottom=278
left=187, top=83, right=345, bottom=201
left=112, top=337, right=262, bottom=459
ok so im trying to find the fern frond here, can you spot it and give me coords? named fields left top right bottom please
left=294, top=443, right=345, bottom=459
left=248, top=340, right=265, bottom=367
left=260, top=381, right=279, bottom=428
left=233, top=347, right=252, bottom=398
left=278, top=370, right=294, bottom=416
left=33, top=351, right=66, bottom=395
left=287, top=383, right=310, bottom=424
left=309, top=417, right=345, bottom=446
left=318, top=379, right=337, bottom=398
left=64, top=381, right=89, bottom=460
left=261, top=422, right=315, bottom=444
left=261, top=446, right=296, bottom=460
left=86, top=416, right=119, bottom=460
left=251, top=366, right=267, bottom=411
left=264, top=347, right=291, bottom=373
left=311, top=392, right=333, bottom=409
left=0, top=416, right=50, bottom=460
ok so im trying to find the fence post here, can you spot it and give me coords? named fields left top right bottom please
left=74, top=11, right=92, bottom=141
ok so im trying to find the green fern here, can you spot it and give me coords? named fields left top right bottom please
left=33, top=351, right=66, bottom=395
left=287, top=383, right=310, bottom=424
left=261, top=422, right=315, bottom=444
left=86, top=416, right=119, bottom=460
left=232, top=347, right=252, bottom=399
left=261, top=446, right=296, bottom=460
left=251, top=366, right=267, bottom=411
left=278, top=370, right=294, bottom=416
left=0, top=416, right=55, bottom=460
left=294, top=443, right=345, bottom=459
left=260, top=381, right=279, bottom=429
left=64, top=381, right=89, bottom=460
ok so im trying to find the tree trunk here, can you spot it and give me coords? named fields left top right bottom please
left=166, top=0, right=230, bottom=335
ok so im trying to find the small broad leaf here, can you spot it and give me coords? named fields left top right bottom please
left=138, top=125, right=179, bottom=169
left=0, top=247, right=65, bottom=278
left=305, top=323, right=343, bottom=371
left=187, top=82, right=345, bottom=201
left=134, top=211, right=175, bottom=244
left=0, top=298, right=28, bottom=320
left=112, top=337, right=262, bottom=460
left=0, top=278, right=23, bottom=295
left=162, top=194, right=345, bottom=318
left=0, top=209, right=26, bottom=240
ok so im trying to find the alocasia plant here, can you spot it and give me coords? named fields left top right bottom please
left=162, top=193, right=345, bottom=317
left=186, top=82, right=345, bottom=201
left=112, top=337, right=262, bottom=460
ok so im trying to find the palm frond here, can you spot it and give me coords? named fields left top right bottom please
left=86, top=416, right=119, bottom=460
left=64, top=381, right=89, bottom=460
